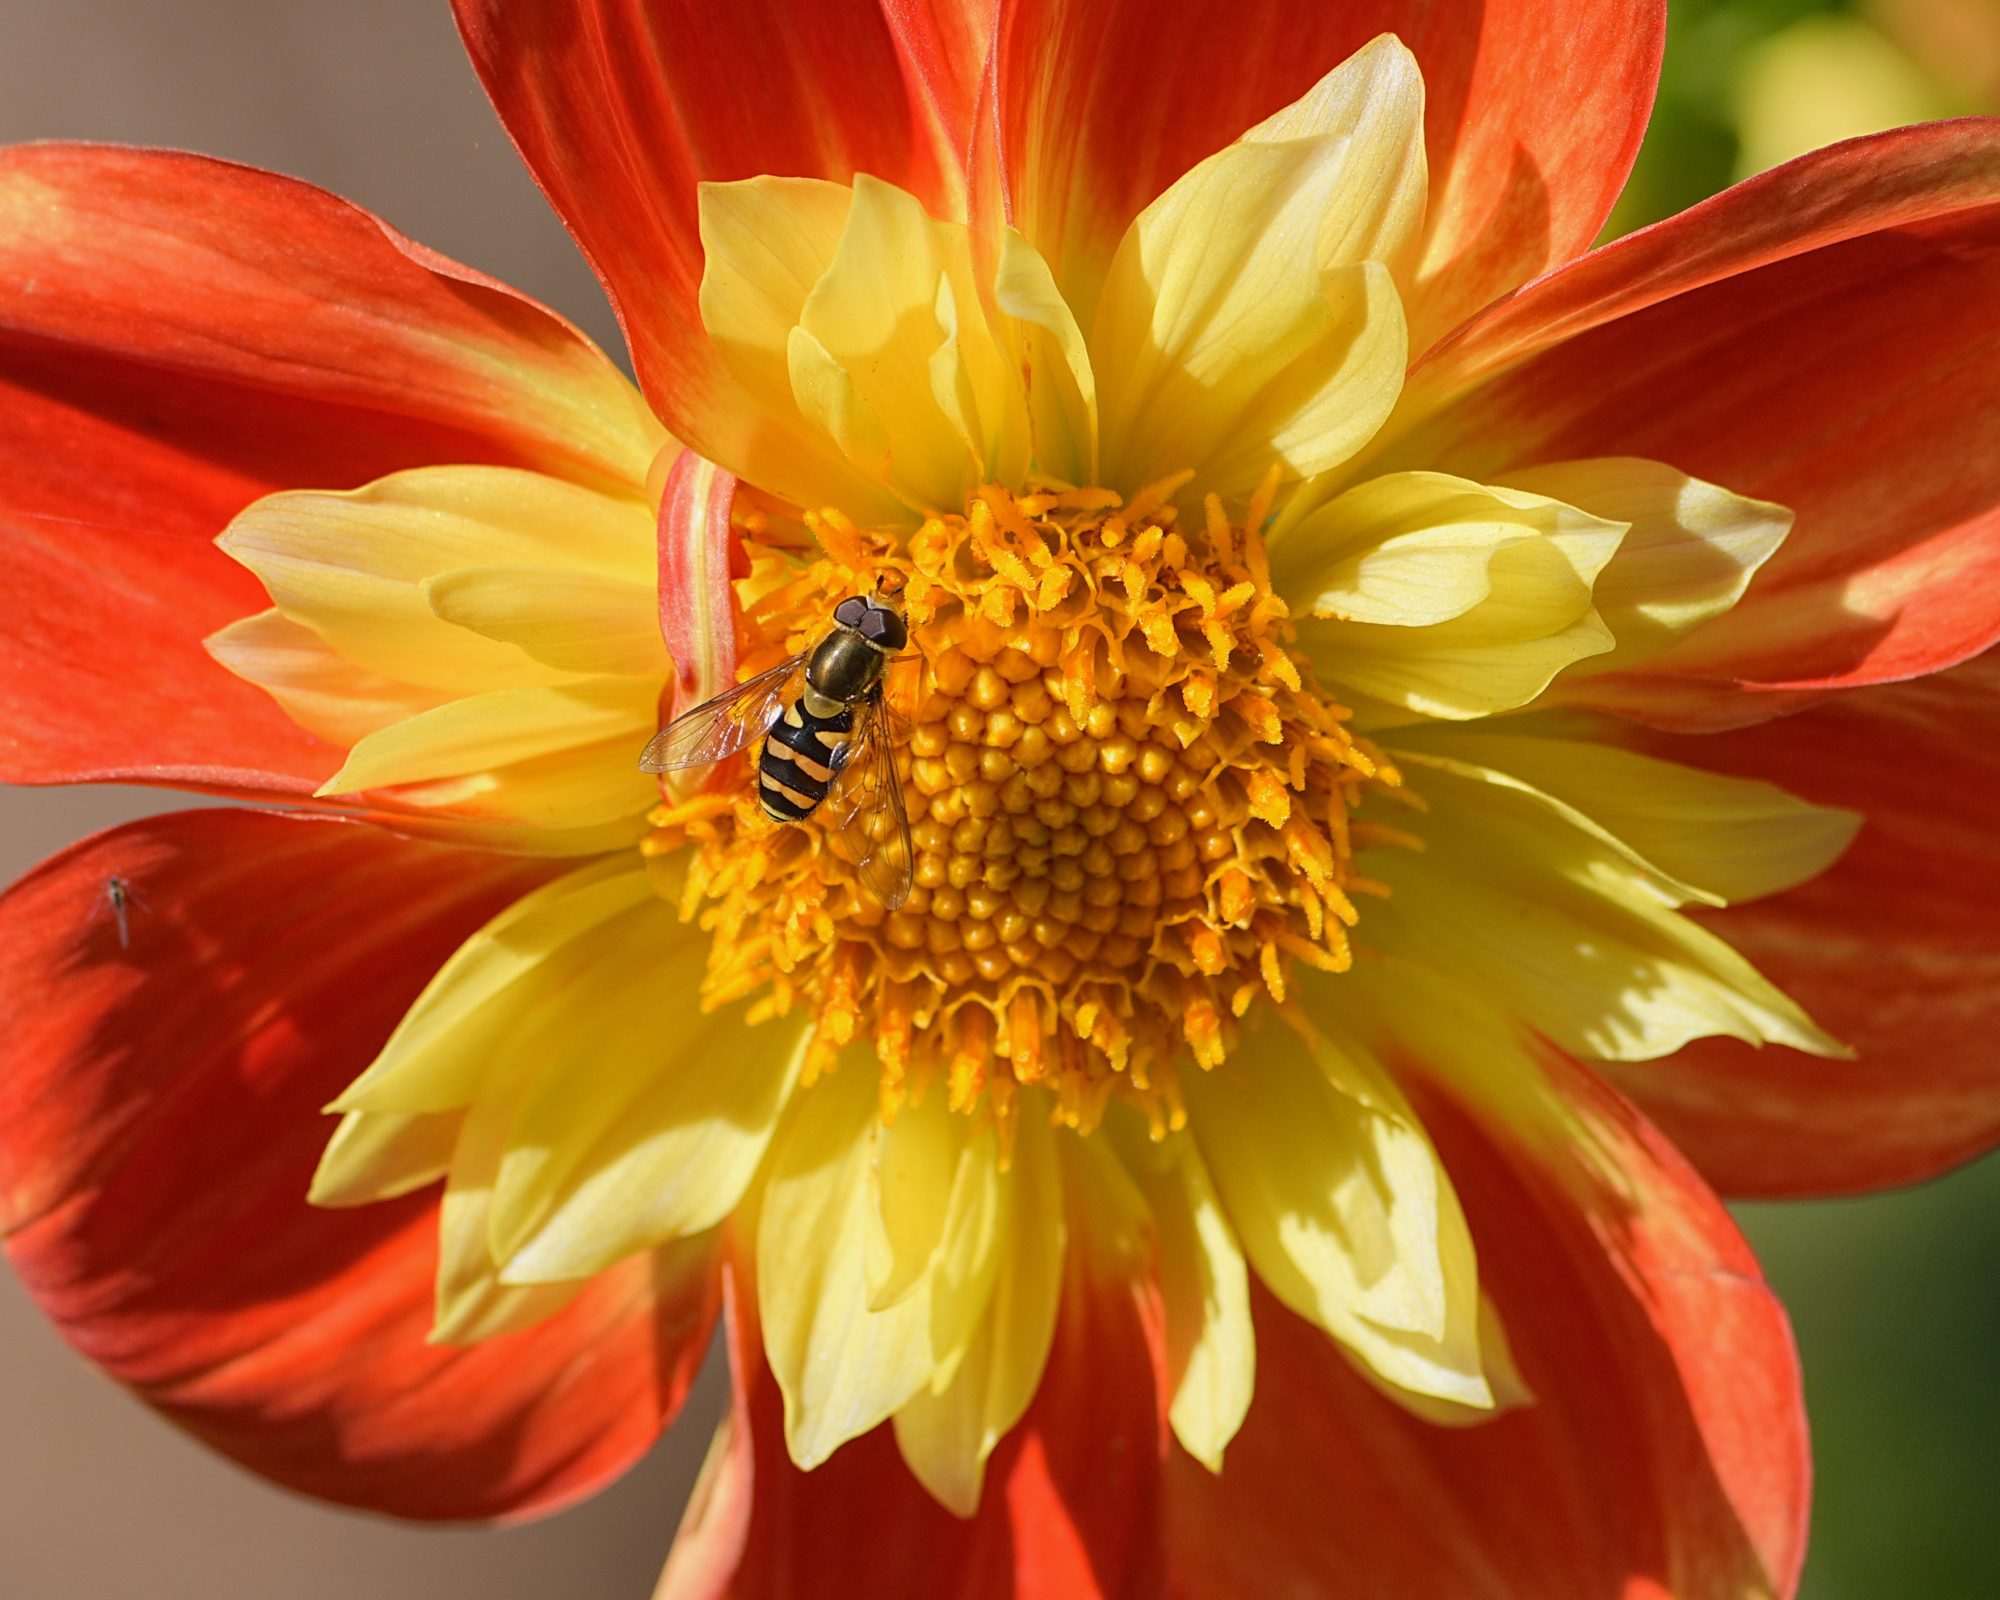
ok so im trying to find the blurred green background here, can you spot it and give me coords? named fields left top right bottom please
left=1614, top=0, right=2000, bottom=231
left=1741, top=1164, right=2000, bottom=1598
left=1624, top=6, right=2000, bottom=1597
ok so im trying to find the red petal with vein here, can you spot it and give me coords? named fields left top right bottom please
left=659, top=1255, right=1165, bottom=1600
left=1395, top=121, right=2000, bottom=727
left=1603, top=654, right=2000, bottom=1197
left=451, top=0, right=981, bottom=441
left=658, top=450, right=743, bottom=723
left=981, top=0, right=1664, bottom=346
left=0, top=811, right=718, bottom=1520
left=1166, top=1051, right=1807, bottom=1600
left=888, top=0, right=1003, bottom=170
left=0, top=144, right=649, bottom=794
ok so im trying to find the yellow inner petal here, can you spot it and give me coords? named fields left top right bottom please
left=1111, top=1117, right=1255, bottom=1472
left=1277, top=471, right=1627, bottom=719
left=757, top=1063, right=944, bottom=1469
left=891, top=1112, right=1063, bottom=1515
left=1361, top=760, right=1847, bottom=1062
left=1183, top=1017, right=1493, bottom=1410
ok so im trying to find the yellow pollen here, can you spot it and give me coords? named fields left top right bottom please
left=645, top=478, right=1397, bottom=1144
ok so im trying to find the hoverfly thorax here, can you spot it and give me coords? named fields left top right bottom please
left=804, top=590, right=909, bottom=712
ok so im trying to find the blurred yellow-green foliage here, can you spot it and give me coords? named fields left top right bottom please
left=1612, top=0, right=2000, bottom=235
left=1624, top=6, right=2000, bottom=1597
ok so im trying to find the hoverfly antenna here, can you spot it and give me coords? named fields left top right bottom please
left=873, top=569, right=908, bottom=605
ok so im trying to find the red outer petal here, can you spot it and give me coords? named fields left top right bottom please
left=450, top=0, right=980, bottom=441
left=887, top=0, right=1003, bottom=171
left=0, top=811, right=717, bottom=1520
left=1166, top=1051, right=1808, bottom=1600
left=0, top=144, right=651, bottom=793
left=981, top=0, right=1664, bottom=346
left=659, top=1251, right=1165, bottom=1600
left=1604, top=654, right=2000, bottom=1197
left=1390, top=120, right=2000, bottom=726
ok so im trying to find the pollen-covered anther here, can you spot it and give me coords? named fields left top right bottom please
left=646, top=478, right=1398, bottom=1141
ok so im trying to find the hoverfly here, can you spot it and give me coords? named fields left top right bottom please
left=640, top=581, right=914, bottom=910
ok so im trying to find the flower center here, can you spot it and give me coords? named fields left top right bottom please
left=644, top=476, right=1399, bottom=1142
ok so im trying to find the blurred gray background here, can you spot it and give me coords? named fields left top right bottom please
left=2, top=3, right=1996, bottom=1598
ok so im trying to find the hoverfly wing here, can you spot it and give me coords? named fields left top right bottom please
left=639, top=654, right=806, bottom=773
left=825, top=694, right=914, bottom=910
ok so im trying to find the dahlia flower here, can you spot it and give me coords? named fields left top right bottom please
left=3, top=3, right=1996, bottom=1596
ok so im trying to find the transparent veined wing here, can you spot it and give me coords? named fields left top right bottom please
left=825, top=693, right=914, bottom=910
left=639, top=654, right=805, bottom=773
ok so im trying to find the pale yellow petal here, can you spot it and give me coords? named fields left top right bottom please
left=476, top=915, right=804, bottom=1282
left=1362, top=762, right=1846, bottom=1060
left=793, top=175, right=1028, bottom=511
left=1091, top=38, right=1425, bottom=496
left=309, top=1108, right=462, bottom=1208
left=423, top=565, right=667, bottom=678
left=332, top=857, right=657, bottom=1115
left=698, top=176, right=853, bottom=365
left=1364, top=1295, right=1533, bottom=1427
left=433, top=1059, right=587, bottom=1345
left=1495, top=458, right=1793, bottom=678
left=205, top=609, right=444, bottom=749
left=695, top=176, right=906, bottom=523
left=1241, top=34, right=1429, bottom=286
left=868, top=1090, right=969, bottom=1311
left=787, top=323, right=899, bottom=498
left=1390, top=723, right=1859, bottom=905
left=320, top=678, right=660, bottom=828
left=1317, top=953, right=1583, bottom=1169
left=208, top=613, right=655, bottom=848
left=892, top=1111, right=1064, bottom=1515
left=922, top=1118, right=1008, bottom=1390
left=758, top=1064, right=937, bottom=1468
left=1278, top=471, right=1625, bottom=718
left=219, top=466, right=655, bottom=691
left=1113, top=1122, right=1254, bottom=1472
left=993, top=226, right=1098, bottom=484
left=1184, top=1020, right=1491, bottom=1409
left=336, top=850, right=791, bottom=1303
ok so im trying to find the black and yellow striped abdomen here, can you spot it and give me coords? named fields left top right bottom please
left=759, top=698, right=854, bottom=821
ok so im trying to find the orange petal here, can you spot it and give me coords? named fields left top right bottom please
left=1390, top=120, right=2000, bottom=727
left=1606, top=653, right=2000, bottom=1196
left=0, top=144, right=655, bottom=795
left=452, top=0, right=978, bottom=446
left=979, top=0, right=1664, bottom=349
left=0, top=810, right=715, bottom=1519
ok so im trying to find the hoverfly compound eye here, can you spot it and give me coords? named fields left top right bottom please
left=858, top=606, right=908, bottom=649
left=833, top=596, right=870, bottom=629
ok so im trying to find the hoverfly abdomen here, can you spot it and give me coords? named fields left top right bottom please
left=759, top=699, right=855, bottom=822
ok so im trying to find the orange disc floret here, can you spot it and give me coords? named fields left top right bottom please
left=644, top=475, right=1399, bottom=1142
